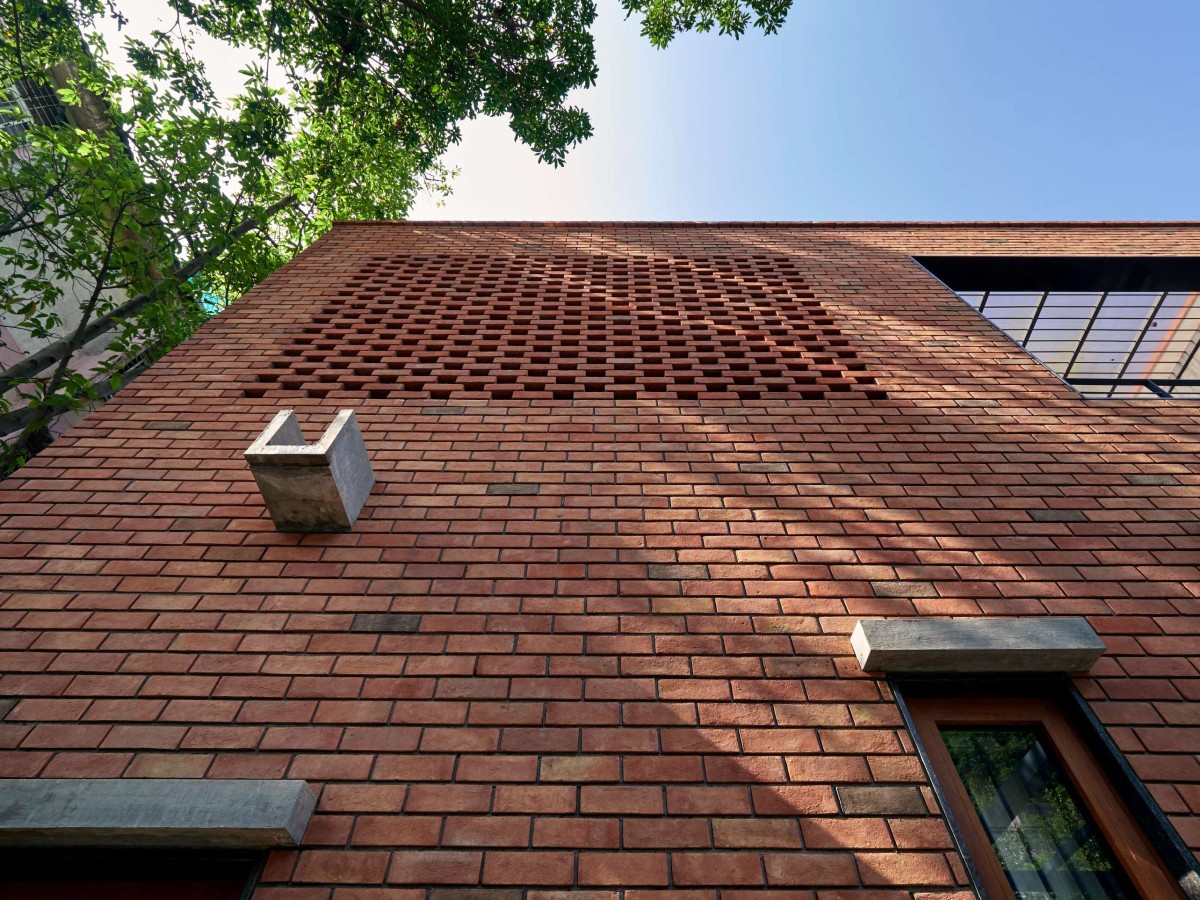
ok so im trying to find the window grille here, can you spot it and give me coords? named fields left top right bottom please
left=0, top=78, right=68, bottom=139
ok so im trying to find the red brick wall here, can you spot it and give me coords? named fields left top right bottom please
left=2, top=222, right=1199, bottom=898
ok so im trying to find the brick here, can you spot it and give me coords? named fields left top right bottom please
left=354, top=815, right=442, bottom=847
left=578, top=852, right=669, bottom=886
left=350, top=755, right=454, bottom=786
left=889, top=818, right=954, bottom=850
left=444, top=816, right=531, bottom=847
left=1028, top=509, right=1089, bottom=523
left=351, top=614, right=421, bottom=633
left=481, top=851, right=574, bottom=885
left=10, top=698, right=90, bottom=721
left=389, top=851, right=483, bottom=885
left=209, top=753, right=290, bottom=779
left=126, top=752, right=213, bottom=777
left=870, top=581, right=936, bottom=598
left=703, top=755, right=788, bottom=783
left=836, top=785, right=927, bottom=816
left=540, top=756, right=619, bottom=782
left=295, top=850, right=390, bottom=884
left=289, top=753, right=374, bottom=781
left=21, top=724, right=110, bottom=749
left=494, top=785, right=576, bottom=814
left=1125, top=473, right=1181, bottom=486
left=667, top=786, right=752, bottom=815
left=145, top=420, right=192, bottom=430
left=263, top=726, right=343, bottom=751
left=101, top=724, right=186, bottom=749
left=672, top=853, right=764, bottom=886
left=623, top=755, right=704, bottom=782
left=533, top=817, right=619, bottom=848
left=646, top=564, right=708, bottom=580
left=857, top=852, right=955, bottom=886
left=802, top=817, right=895, bottom=849
left=486, top=484, right=540, bottom=495
left=456, top=755, right=538, bottom=782
left=406, top=784, right=492, bottom=813
left=580, top=785, right=663, bottom=815
left=712, top=818, right=802, bottom=848
left=763, top=852, right=858, bottom=886
left=750, top=785, right=839, bottom=815
left=623, top=818, right=709, bottom=849
left=320, top=784, right=407, bottom=814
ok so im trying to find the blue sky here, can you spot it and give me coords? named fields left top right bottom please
left=411, top=0, right=1200, bottom=220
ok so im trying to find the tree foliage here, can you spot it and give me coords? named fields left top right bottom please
left=0, top=0, right=792, bottom=474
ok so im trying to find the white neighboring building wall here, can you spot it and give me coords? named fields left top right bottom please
left=1, top=73, right=133, bottom=442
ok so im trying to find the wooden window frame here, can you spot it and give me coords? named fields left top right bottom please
left=906, top=693, right=1184, bottom=900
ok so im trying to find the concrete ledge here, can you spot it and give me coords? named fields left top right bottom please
left=0, top=779, right=315, bottom=848
left=245, top=409, right=375, bottom=532
left=850, top=617, right=1105, bottom=674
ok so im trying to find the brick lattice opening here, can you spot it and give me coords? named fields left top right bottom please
left=246, top=253, right=885, bottom=401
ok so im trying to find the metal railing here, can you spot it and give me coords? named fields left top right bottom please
left=960, top=290, right=1200, bottom=399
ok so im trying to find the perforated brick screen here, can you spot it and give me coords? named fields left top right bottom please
left=246, top=253, right=885, bottom=402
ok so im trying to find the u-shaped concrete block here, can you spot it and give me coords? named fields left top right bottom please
left=244, top=409, right=375, bottom=532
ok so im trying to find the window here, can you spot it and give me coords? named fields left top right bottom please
left=914, top=255, right=1200, bottom=399
left=0, top=849, right=260, bottom=900
left=905, top=693, right=1184, bottom=900
left=0, top=779, right=310, bottom=900
left=0, top=77, right=68, bottom=139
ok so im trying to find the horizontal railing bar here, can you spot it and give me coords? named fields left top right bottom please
left=1069, top=377, right=1200, bottom=386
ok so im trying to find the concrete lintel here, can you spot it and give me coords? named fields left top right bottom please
left=245, top=409, right=375, bottom=532
left=0, top=779, right=315, bottom=848
left=850, top=617, right=1105, bottom=674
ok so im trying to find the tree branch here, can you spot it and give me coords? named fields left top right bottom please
left=0, top=192, right=299, bottom=393
left=1, top=195, right=127, bottom=469
left=0, top=178, right=67, bottom=238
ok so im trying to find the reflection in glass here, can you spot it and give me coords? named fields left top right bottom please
left=940, top=727, right=1137, bottom=900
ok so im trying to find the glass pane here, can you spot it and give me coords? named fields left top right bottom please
left=952, top=287, right=1200, bottom=397
left=940, top=727, right=1137, bottom=900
